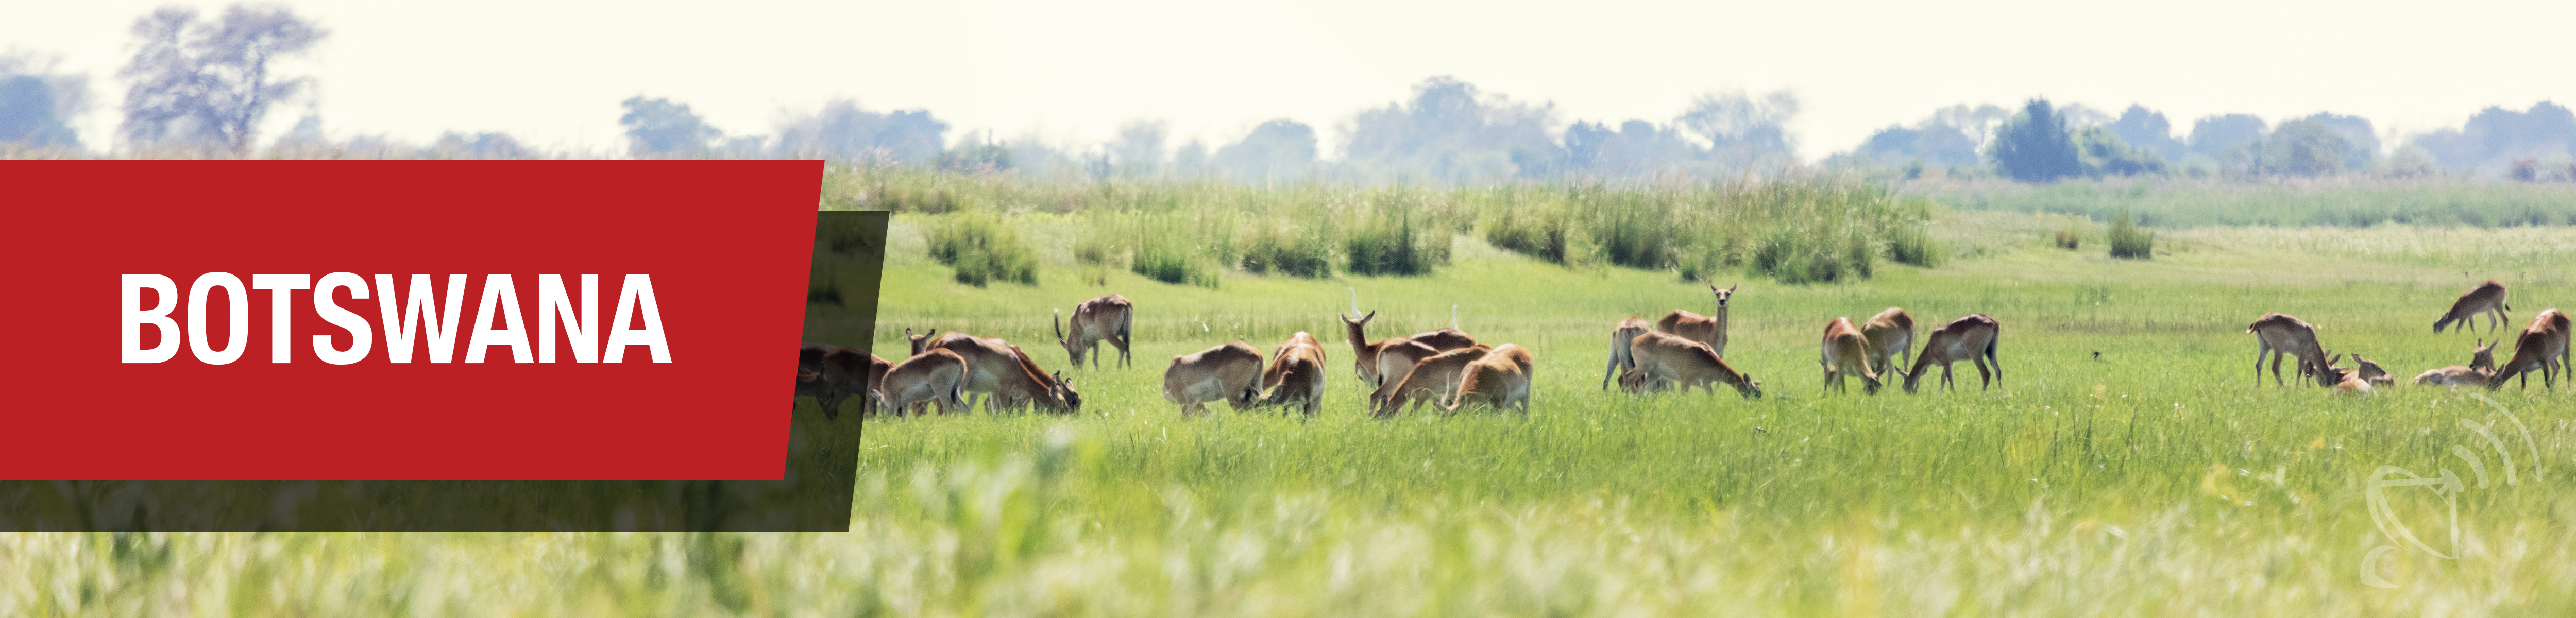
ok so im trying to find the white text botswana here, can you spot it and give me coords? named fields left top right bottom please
left=121, top=273, right=673, bottom=365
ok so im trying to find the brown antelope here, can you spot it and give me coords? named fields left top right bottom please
left=793, top=342, right=876, bottom=419
left=2340, top=352, right=2392, bottom=386
left=2434, top=280, right=2511, bottom=334
left=875, top=349, right=970, bottom=416
left=1372, top=345, right=1493, bottom=417
left=2245, top=313, right=2332, bottom=387
left=1343, top=310, right=1477, bottom=386
left=1164, top=341, right=1265, bottom=415
left=1601, top=316, right=1651, bottom=390
left=1904, top=314, right=2002, bottom=393
left=1447, top=344, right=1535, bottom=415
left=1371, top=339, right=1446, bottom=399
left=921, top=332, right=1079, bottom=413
left=1861, top=307, right=1914, bottom=380
left=2412, top=338, right=2499, bottom=386
left=905, top=327, right=939, bottom=355
left=1621, top=331, right=1761, bottom=398
left=1056, top=294, right=1135, bottom=369
left=1259, top=331, right=1329, bottom=415
left=1820, top=317, right=1883, bottom=395
left=2321, top=356, right=2374, bottom=395
left=2487, top=308, right=2571, bottom=390
left=1655, top=283, right=1736, bottom=356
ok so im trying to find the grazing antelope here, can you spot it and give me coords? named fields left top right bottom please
left=1344, top=311, right=1478, bottom=386
left=2487, top=309, right=2571, bottom=390
left=1601, top=316, right=1652, bottom=390
left=1621, top=331, right=1761, bottom=398
left=1655, top=283, right=1736, bottom=356
left=1903, top=314, right=2002, bottom=393
left=1259, top=331, right=1329, bottom=415
left=921, top=332, right=1080, bottom=413
left=1861, top=307, right=1914, bottom=380
left=2412, top=338, right=2499, bottom=386
left=1370, top=339, right=1446, bottom=401
left=793, top=342, right=877, bottom=419
left=1447, top=343, right=1536, bottom=415
left=2246, top=313, right=2332, bottom=387
left=2433, top=280, right=2511, bottom=334
left=1056, top=294, right=1135, bottom=369
left=1164, top=341, right=1265, bottom=415
left=876, top=349, right=970, bottom=416
left=1372, top=345, right=1493, bottom=417
left=1820, top=317, right=1883, bottom=395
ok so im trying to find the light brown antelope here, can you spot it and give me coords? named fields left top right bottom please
left=921, top=332, right=1079, bottom=413
left=2321, top=356, right=2375, bottom=395
left=794, top=342, right=876, bottom=419
left=1820, top=317, right=1883, bottom=395
left=2245, top=313, right=2331, bottom=387
left=1447, top=344, right=1535, bottom=415
left=1904, top=314, right=2002, bottom=393
left=1371, top=339, right=1446, bottom=400
left=2487, top=308, right=2571, bottom=390
left=1621, top=331, right=1761, bottom=398
left=2412, top=338, right=2499, bottom=386
left=1164, top=341, right=1265, bottom=415
left=876, top=349, right=970, bottom=416
left=905, top=327, right=938, bottom=355
left=1056, top=294, right=1135, bottom=369
left=2340, top=352, right=2392, bottom=386
left=1372, top=345, right=1492, bottom=418
left=1655, top=283, right=1736, bottom=356
left=1601, top=316, right=1652, bottom=390
left=1861, top=307, right=1914, bottom=380
left=1259, top=331, right=1329, bottom=415
left=1344, top=310, right=1477, bottom=386
left=2434, top=280, right=2511, bottom=334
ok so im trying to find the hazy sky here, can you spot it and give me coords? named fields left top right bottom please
left=5, top=0, right=2570, bottom=158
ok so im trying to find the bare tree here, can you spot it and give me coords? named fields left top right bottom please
left=118, top=4, right=326, bottom=154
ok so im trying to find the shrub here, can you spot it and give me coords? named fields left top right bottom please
left=2108, top=205, right=2154, bottom=260
left=1242, top=224, right=1333, bottom=278
left=925, top=212, right=1038, bottom=286
left=1890, top=222, right=1942, bottom=267
left=2054, top=230, right=2081, bottom=250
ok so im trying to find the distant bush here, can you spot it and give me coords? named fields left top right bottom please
left=925, top=212, right=1037, bottom=286
left=2108, top=205, right=2153, bottom=260
left=1241, top=223, right=1333, bottom=278
left=1929, top=179, right=2576, bottom=228
left=2054, top=230, right=2081, bottom=250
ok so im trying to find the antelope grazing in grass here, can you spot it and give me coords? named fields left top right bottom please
left=1861, top=307, right=1915, bottom=380
left=1371, top=338, right=1445, bottom=399
left=1620, top=331, right=1761, bottom=398
left=876, top=349, right=970, bottom=416
left=1372, top=345, right=1492, bottom=417
left=1903, top=314, right=2002, bottom=393
left=1343, top=310, right=1478, bottom=386
left=920, top=332, right=1080, bottom=413
left=793, top=342, right=879, bottom=419
left=1447, top=344, right=1535, bottom=415
left=1259, top=331, right=1329, bottom=415
left=2487, top=308, right=2571, bottom=390
left=1164, top=341, right=1265, bottom=415
left=2412, top=338, right=2499, bottom=386
left=1600, top=316, right=1652, bottom=390
left=1656, top=283, right=1736, bottom=356
left=2246, top=313, right=2332, bottom=387
left=1056, top=294, right=1134, bottom=369
left=2434, top=280, right=2511, bottom=334
left=1820, top=317, right=1883, bottom=395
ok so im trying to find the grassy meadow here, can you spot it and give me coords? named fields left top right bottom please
left=9, top=178, right=2576, bottom=616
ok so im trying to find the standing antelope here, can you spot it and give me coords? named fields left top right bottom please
left=1621, top=331, right=1761, bottom=398
left=1656, top=283, right=1736, bottom=356
left=793, top=342, right=877, bottom=419
left=1164, top=341, right=1265, bottom=415
left=1904, top=314, right=2002, bottom=393
left=876, top=349, right=970, bottom=416
left=1344, top=310, right=1478, bottom=386
left=1820, top=317, right=1883, bottom=395
left=2434, top=280, right=2511, bottom=334
left=2487, top=308, right=2571, bottom=390
left=2246, top=313, right=2332, bottom=387
left=1372, top=345, right=1493, bottom=417
left=1259, top=331, right=1329, bottom=415
left=1861, top=307, right=1914, bottom=380
left=1601, top=316, right=1652, bottom=390
left=1447, top=344, right=1535, bottom=415
left=2412, top=338, right=2499, bottom=386
left=1056, top=294, right=1135, bottom=369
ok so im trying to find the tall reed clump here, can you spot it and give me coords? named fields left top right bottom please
left=1495, top=179, right=1936, bottom=284
left=1343, top=190, right=1452, bottom=277
left=925, top=211, right=1039, bottom=286
left=2108, top=205, right=2154, bottom=259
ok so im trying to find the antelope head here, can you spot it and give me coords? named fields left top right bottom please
left=905, top=327, right=937, bottom=356
left=1713, top=283, right=1737, bottom=308
left=1738, top=374, right=1762, bottom=399
left=2472, top=338, right=2498, bottom=370
left=1055, top=308, right=1083, bottom=366
left=1052, top=371, right=1082, bottom=411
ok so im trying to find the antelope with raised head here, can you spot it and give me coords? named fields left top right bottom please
left=1620, top=331, right=1761, bottom=398
left=1259, top=331, right=1329, bottom=415
left=2434, top=280, right=2511, bottom=334
left=1821, top=317, right=1883, bottom=395
left=1447, top=344, right=1535, bottom=415
left=1904, top=314, right=2002, bottom=393
left=1164, top=341, right=1265, bottom=415
left=905, top=327, right=938, bottom=356
left=1601, top=316, right=1651, bottom=390
left=2412, top=338, right=2499, bottom=386
left=1656, top=283, right=1736, bottom=356
left=1372, top=345, right=1492, bottom=417
left=2487, top=308, right=2571, bottom=390
left=2246, top=313, right=2332, bottom=387
left=2320, top=354, right=2375, bottom=394
left=1861, top=307, right=1914, bottom=380
left=921, top=332, right=1079, bottom=413
left=1344, top=310, right=1477, bottom=386
left=875, top=349, right=970, bottom=416
left=1056, top=294, right=1134, bottom=369
left=794, top=342, right=879, bottom=419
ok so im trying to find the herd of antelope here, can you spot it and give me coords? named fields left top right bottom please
left=793, top=279, right=2570, bottom=419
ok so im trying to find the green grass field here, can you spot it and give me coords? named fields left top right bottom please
left=9, top=204, right=2574, bottom=616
